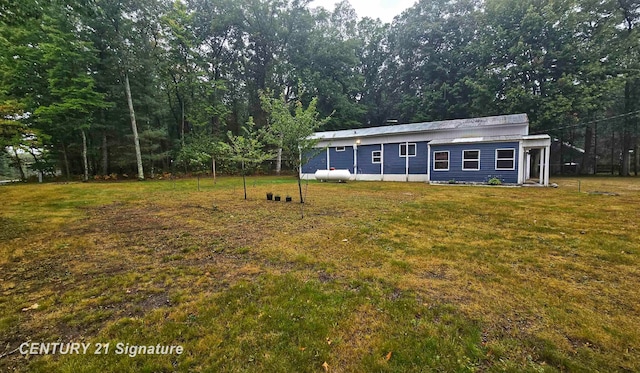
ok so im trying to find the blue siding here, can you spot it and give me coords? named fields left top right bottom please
left=383, top=142, right=429, bottom=174
left=383, top=143, right=404, bottom=174
left=329, top=146, right=354, bottom=172
left=409, top=142, right=429, bottom=174
left=357, top=144, right=381, bottom=174
left=302, top=149, right=326, bottom=173
left=430, top=142, right=520, bottom=183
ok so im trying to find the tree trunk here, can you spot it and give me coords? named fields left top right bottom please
left=635, top=97, right=639, bottom=176
left=62, top=142, right=70, bottom=181
left=622, top=134, right=631, bottom=176
left=593, top=122, right=598, bottom=175
left=81, top=129, right=89, bottom=182
left=559, top=132, right=564, bottom=175
left=242, top=159, right=247, bottom=200
left=622, top=81, right=632, bottom=176
left=581, top=125, right=594, bottom=175
left=611, top=130, right=615, bottom=175
left=298, top=171, right=304, bottom=204
left=27, top=150, right=41, bottom=181
left=298, top=171, right=305, bottom=219
left=276, top=146, right=282, bottom=175
left=633, top=140, right=640, bottom=176
left=12, top=148, right=26, bottom=181
left=150, top=150, right=155, bottom=179
left=101, top=131, right=108, bottom=175
left=181, top=98, right=185, bottom=148
left=124, top=72, right=145, bottom=180
left=212, top=155, right=216, bottom=185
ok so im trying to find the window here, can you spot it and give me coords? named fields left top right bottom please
left=335, top=146, right=345, bottom=152
left=399, top=143, right=416, bottom=157
left=372, top=150, right=382, bottom=164
left=496, top=149, right=515, bottom=170
left=433, top=151, right=449, bottom=171
left=462, top=150, right=480, bottom=170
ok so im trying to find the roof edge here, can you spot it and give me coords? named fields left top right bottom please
left=311, top=114, right=529, bottom=140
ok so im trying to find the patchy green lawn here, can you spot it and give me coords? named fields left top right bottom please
left=0, top=176, right=639, bottom=372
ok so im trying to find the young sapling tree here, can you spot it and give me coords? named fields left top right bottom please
left=220, top=118, right=272, bottom=200
left=260, top=93, right=330, bottom=205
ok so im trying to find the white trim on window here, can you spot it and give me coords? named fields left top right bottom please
left=495, top=148, right=516, bottom=170
left=433, top=151, right=449, bottom=171
left=399, top=143, right=417, bottom=157
left=372, top=150, right=382, bottom=164
left=335, top=146, right=346, bottom=152
left=462, top=149, right=481, bottom=171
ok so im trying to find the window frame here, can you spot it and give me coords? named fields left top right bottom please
left=433, top=150, right=450, bottom=171
left=335, top=146, right=346, bottom=152
left=399, top=143, right=417, bottom=157
left=495, top=148, right=516, bottom=170
left=371, top=150, right=382, bottom=164
left=462, top=149, right=481, bottom=171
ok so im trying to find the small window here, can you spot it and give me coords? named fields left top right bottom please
left=372, top=150, right=382, bottom=164
left=496, top=149, right=515, bottom=170
left=400, top=143, right=416, bottom=157
left=433, top=151, right=449, bottom=171
left=462, top=150, right=480, bottom=170
left=335, top=146, right=345, bottom=152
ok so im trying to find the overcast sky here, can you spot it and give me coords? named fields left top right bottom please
left=309, top=0, right=416, bottom=24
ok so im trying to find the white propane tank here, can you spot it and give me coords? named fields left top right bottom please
left=314, top=169, right=351, bottom=182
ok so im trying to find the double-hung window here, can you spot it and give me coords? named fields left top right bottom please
left=399, top=143, right=416, bottom=157
left=462, top=150, right=480, bottom=170
left=372, top=150, right=382, bottom=164
left=433, top=151, right=449, bottom=171
left=496, top=149, right=515, bottom=170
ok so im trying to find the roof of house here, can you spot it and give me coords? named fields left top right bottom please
left=310, top=114, right=529, bottom=140
left=428, top=135, right=524, bottom=145
left=430, top=134, right=551, bottom=146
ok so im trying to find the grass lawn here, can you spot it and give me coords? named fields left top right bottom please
left=0, top=176, right=639, bottom=372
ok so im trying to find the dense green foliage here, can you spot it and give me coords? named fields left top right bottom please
left=1, top=0, right=639, bottom=178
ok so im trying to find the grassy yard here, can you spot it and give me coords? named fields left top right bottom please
left=0, top=176, right=639, bottom=372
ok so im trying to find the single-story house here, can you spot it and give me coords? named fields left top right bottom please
left=300, top=114, right=551, bottom=186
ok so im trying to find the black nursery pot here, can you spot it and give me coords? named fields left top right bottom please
left=274, top=195, right=281, bottom=201
left=285, top=196, right=292, bottom=202
left=266, top=192, right=273, bottom=201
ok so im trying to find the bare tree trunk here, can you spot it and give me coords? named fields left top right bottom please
left=61, top=142, right=70, bottom=181
left=181, top=98, right=185, bottom=148
left=276, top=147, right=282, bottom=175
left=12, top=147, right=26, bottom=181
left=635, top=117, right=638, bottom=176
left=242, top=159, right=247, bottom=200
left=611, top=131, right=615, bottom=175
left=27, top=149, right=40, bottom=178
left=581, top=125, right=594, bottom=174
left=298, top=172, right=303, bottom=203
left=622, top=79, right=636, bottom=176
left=81, top=129, right=89, bottom=182
left=622, top=133, right=631, bottom=176
left=593, top=122, right=598, bottom=175
left=559, top=132, right=564, bottom=175
left=101, top=131, right=108, bottom=175
left=298, top=171, right=305, bottom=219
left=124, top=72, right=145, bottom=180
left=150, top=150, right=155, bottom=179
left=212, top=156, right=216, bottom=185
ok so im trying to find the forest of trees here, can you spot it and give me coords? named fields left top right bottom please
left=1, top=0, right=639, bottom=180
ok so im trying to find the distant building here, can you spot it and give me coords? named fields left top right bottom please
left=301, top=114, right=551, bottom=186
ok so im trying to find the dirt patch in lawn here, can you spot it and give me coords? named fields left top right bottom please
left=0, top=200, right=276, bottom=370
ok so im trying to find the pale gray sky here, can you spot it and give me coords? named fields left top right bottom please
left=309, top=0, right=416, bottom=24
